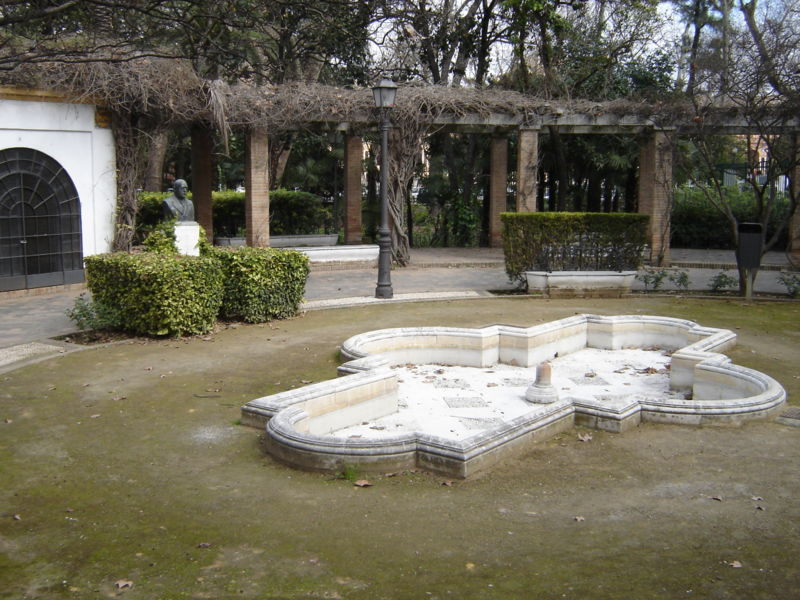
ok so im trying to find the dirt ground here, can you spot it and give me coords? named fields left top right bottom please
left=1, top=297, right=798, bottom=599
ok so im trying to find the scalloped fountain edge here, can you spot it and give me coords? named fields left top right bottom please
left=241, top=315, right=786, bottom=478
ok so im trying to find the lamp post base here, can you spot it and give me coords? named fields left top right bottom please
left=375, top=231, right=393, bottom=299
left=375, top=284, right=393, bottom=299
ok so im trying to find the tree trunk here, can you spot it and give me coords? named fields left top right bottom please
left=686, top=0, right=705, bottom=96
left=143, top=130, right=169, bottom=192
left=549, top=127, right=570, bottom=211
left=269, top=134, right=293, bottom=189
left=536, top=166, right=546, bottom=211
left=111, top=112, right=151, bottom=251
left=587, top=169, right=602, bottom=212
left=625, top=165, right=638, bottom=213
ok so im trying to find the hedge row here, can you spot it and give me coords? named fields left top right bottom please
left=671, top=186, right=791, bottom=249
left=84, top=247, right=309, bottom=336
left=137, top=189, right=329, bottom=240
left=501, top=212, right=650, bottom=283
left=208, top=247, right=310, bottom=323
left=84, top=253, right=223, bottom=336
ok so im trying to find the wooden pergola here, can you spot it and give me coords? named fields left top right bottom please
left=186, top=107, right=800, bottom=267
left=7, top=57, right=796, bottom=267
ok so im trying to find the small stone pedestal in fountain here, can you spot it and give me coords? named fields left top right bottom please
left=174, top=222, right=201, bottom=256
left=525, top=362, right=559, bottom=404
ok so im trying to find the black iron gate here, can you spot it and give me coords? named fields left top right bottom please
left=0, top=148, right=84, bottom=291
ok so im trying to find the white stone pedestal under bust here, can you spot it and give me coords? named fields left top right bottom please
left=174, top=222, right=201, bottom=256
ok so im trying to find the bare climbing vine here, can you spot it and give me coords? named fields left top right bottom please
left=0, top=57, right=748, bottom=254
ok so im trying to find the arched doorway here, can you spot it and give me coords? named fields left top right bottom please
left=0, top=147, right=84, bottom=291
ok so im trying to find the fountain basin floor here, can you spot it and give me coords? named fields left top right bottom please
left=242, top=315, right=787, bottom=478
left=334, top=349, right=676, bottom=442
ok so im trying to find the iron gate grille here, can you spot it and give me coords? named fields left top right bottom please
left=0, top=147, right=84, bottom=291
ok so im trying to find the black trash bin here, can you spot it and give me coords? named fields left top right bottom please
left=737, top=222, right=763, bottom=269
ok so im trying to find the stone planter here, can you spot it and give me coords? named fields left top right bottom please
left=271, top=234, right=339, bottom=248
left=214, top=236, right=246, bottom=247
left=525, top=271, right=637, bottom=298
left=214, top=234, right=339, bottom=248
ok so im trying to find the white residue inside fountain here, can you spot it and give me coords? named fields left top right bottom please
left=332, top=347, right=685, bottom=441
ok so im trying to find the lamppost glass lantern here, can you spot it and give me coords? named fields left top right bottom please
left=372, top=78, right=398, bottom=109
left=372, top=77, right=396, bottom=299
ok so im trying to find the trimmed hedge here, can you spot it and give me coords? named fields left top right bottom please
left=82, top=246, right=310, bottom=336
left=269, top=190, right=329, bottom=235
left=502, top=212, right=650, bottom=283
left=84, top=253, right=223, bottom=337
left=136, top=189, right=330, bottom=240
left=207, top=246, right=310, bottom=323
left=212, top=190, right=246, bottom=237
left=671, top=186, right=790, bottom=249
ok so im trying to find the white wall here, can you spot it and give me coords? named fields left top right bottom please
left=0, top=98, right=117, bottom=256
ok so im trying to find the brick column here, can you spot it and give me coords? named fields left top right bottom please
left=790, top=135, right=800, bottom=264
left=191, top=125, right=214, bottom=239
left=638, top=130, right=674, bottom=266
left=245, top=130, right=270, bottom=247
left=343, top=135, right=363, bottom=244
left=516, top=127, right=539, bottom=212
left=489, top=136, right=508, bottom=248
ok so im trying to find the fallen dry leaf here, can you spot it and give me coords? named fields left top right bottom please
left=729, top=561, right=743, bottom=568
left=4, top=419, right=12, bottom=424
left=577, top=432, right=593, bottom=442
left=441, top=480, right=454, bottom=487
left=12, top=514, right=21, bottom=521
left=197, top=542, right=212, bottom=548
left=300, top=380, right=312, bottom=384
left=114, top=579, right=134, bottom=589
left=465, top=562, right=475, bottom=571
left=751, top=496, right=764, bottom=501
left=711, top=495, right=723, bottom=502
left=573, top=516, right=585, bottom=522
left=353, top=480, right=373, bottom=487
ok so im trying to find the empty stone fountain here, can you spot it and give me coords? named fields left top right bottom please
left=242, top=315, right=786, bottom=478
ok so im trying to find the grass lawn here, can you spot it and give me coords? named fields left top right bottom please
left=1, top=297, right=798, bottom=599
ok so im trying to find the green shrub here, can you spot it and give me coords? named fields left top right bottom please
left=501, top=212, right=649, bottom=283
left=709, top=271, right=738, bottom=292
left=84, top=253, right=223, bottom=337
left=212, top=190, right=246, bottom=237
left=207, top=246, right=310, bottom=323
left=778, top=272, right=800, bottom=298
left=142, top=220, right=178, bottom=254
left=671, top=186, right=790, bottom=249
left=269, top=190, right=329, bottom=235
left=668, top=269, right=690, bottom=291
left=65, top=293, right=122, bottom=331
left=637, top=268, right=668, bottom=291
left=135, top=193, right=169, bottom=243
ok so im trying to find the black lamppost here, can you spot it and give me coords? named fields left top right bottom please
left=372, top=77, right=397, bottom=299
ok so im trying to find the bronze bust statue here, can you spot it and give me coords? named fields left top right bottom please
left=162, top=179, right=195, bottom=222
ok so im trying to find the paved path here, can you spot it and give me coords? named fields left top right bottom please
left=0, top=248, right=795, bottom=352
